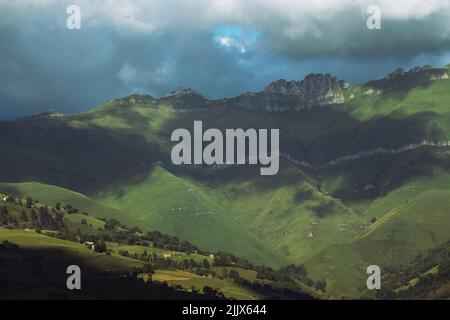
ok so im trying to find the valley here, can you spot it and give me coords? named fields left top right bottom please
left=0, top=64, right=449, bottom=299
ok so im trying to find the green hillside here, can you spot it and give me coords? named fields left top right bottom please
left=0, top=181, right=124, bottom=218
left=0, top=66, right=449, bottom=299
left=0, top=172, right=286, bottom=268
left=304, top=188, right=450, bottom=298
left=96, top=165, right=286, bottom=267
left=0, top=191, right=317, bottom=300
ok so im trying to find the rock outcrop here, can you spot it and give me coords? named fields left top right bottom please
left=365, top=65, right=449, bottom=93
left=163, top=87, right=203, bottom=98
left=231, top=73, right=350, bottom=111
left=115, top=93, right=155, bottom=105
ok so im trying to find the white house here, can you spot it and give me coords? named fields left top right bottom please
left=83, top=241, right=95, bottom=250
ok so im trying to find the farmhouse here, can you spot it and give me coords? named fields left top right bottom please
left=83, top=241, right=95, bottom=250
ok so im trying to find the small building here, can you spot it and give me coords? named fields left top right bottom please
left=83, top=241, right=95, bottom=250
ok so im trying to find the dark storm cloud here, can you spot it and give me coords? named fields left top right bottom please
left=261, top=10, right=450, bottom=60
left=0, top=0, right=450, bottom=119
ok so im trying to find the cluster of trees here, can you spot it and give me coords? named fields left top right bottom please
left=254, top=264, right=326, bottom=291
left=118, top=250, right=213, bottom=274
left=145, top=230, right=203, bottom=254
left=86, top=273, right=224, bottom=299
left=0, top=243, right=224, bottom=300
left=62, top=204, right=79, bottom=214
left=37, top=206, right=65, bottom=230
left=1, top=192, right=326, bottom=296
left=211, top=252, right=326, bottom=292
left=0, top=193, right=68, bottom=231
left=213, top=251, right=253, bottom=269
left=0, top=204, right=65, bottom=231
left=1, top=206, right=18, bottom=226
left=375, top=240, right=450, bottom=299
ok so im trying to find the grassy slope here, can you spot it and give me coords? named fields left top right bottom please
left=0, top=228, right=302, bottom=300
left=209, top=164, right=362, bottom=263
left=1, top=72, right=448, bottom=298
left=0, top=229, right=145, bottom=271
left=0, top=172, right=286, bottom=268
left=0, top=229, right=270, bottom=300
left=151, top=269, right=264, bottom=300
left=0, top=181, right=124, bottom=219
left=304, top=188, right=450, bottom=298
left=96, top=165, right=285, bottom=267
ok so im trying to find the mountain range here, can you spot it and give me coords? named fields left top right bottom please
left=1, top=64, right=449, bottom=299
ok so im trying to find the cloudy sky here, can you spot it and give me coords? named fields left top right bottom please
left=1, top=0, right=450, bottom=119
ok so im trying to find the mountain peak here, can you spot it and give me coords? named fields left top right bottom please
left=263, top=73, right=350, bottom=96
left=163, top=87, right=203, bottom=98
left=384, top=65, right=435, bottom=80
left=231, top=73, right=349, bottom=112
left=366, top=65, right=449, bottom=93
left=114, top=93, right=155, bottom=105
left=18, top=108, right=64, bottom=121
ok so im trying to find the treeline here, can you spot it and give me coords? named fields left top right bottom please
left=1, top=203, right=65, bottom=231
left=0, top=239, right=225, bottom=300
left=212, top=252, right=326, bottom=292
left=145, top=230, right=203, bottom=254
left=118, top=250, right=213, bottom=276
left=1, top=192, right=325, bottom=295
left=373, top=240, right=450, bottom=299
left=255, top=264, right=326, bottom=291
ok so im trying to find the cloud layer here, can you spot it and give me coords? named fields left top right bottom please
left=1, top=0, right=450, bottom=118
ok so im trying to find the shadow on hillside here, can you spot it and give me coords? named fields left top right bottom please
left=0, top=116, right=164, bottom=195
left=0, top=246, right=219, bottom=300
left=158, top=105, right=449, bottom=202
left=0, top=101, right=448, bottom=204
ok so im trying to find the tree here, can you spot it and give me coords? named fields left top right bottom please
left=4, top=195, right=14, bottom=203
left=94, top=240, right=107, bottom=253
left=55, top=211, right=65, bottom=229
left=31, top=210, right=38, bottom=226
left=104, top=218, right=120, bottom=230
left=142, top=263, right=155, bottom=274
left=314, top=280, right=327, bottom=291
left=222, top=267, right=229, bottom=279
left=202, top=286, right=224, bottom=299
left=55, top=202, right=61, bottom=211
left=0, top=206, right=8, bottom=225
left=39, top=206, right=55, bottom=229
left=20, top=210, right=28, bottom=223
left=203, top=258, right=211, bottom=269
left=229, top=270, right=240, bottom=279
left=25, top=197, right=33, bottom=208
left=182, top=259, right=191, bottom=270
left=65, top=204, right=79, bottom=214
left=11, top=215, right=19, bottom=227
